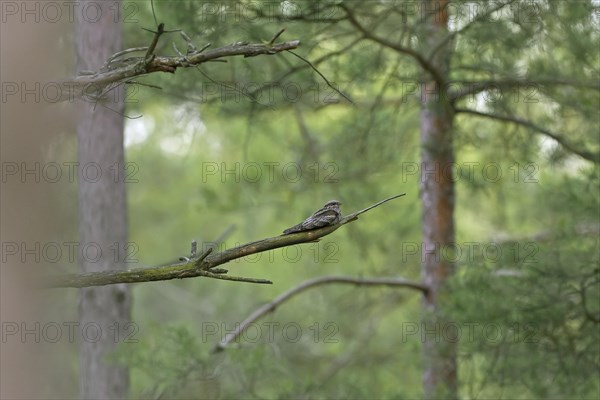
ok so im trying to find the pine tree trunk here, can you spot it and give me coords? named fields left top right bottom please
left=75, top=1, right=131, bottom=398
left=419, top=1, right=457, bottom=398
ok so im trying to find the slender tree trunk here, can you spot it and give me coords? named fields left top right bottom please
left=76, top=1, right=131, bottom=398
left=418, top=0, right=457, bottom=398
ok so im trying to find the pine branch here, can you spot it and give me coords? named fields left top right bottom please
left=455, top=107, right=599, bottom=163
left=339, top=3, right=445, bottom=85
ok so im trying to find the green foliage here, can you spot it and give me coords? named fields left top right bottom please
left=450, top=165, right=599, bottom=399
left=448, top=234, right=599, bottom=399
left=112, top=321, right=209, bottom=398
left=106, top=1, right=600, bottom=398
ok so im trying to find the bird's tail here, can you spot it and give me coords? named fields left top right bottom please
left=282, top=224, right=303, bottom=235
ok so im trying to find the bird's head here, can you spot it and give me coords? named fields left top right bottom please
left=324, top=200, right=342, bottom=209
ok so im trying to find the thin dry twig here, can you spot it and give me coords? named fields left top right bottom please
left=287, top=50, right=354, bottom=105
left=214, top=274, right=428, bottom=352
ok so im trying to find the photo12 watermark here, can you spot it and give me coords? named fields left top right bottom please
left=399, top=80, right=540, bottom=105
left=201, top=321, right=339, bottom=344
left=1, top=1, right=139, bottom=24
left=1, top=241, right=139, bottom=264
left=201, top=161, right=339, bottom=184
left=400, top=321, right=539, bottom=344
left=1, top=81, right=140, bottom=104
left=1, top=321, right=139, bottom=344
left=396, top=1, right=541, bottom=25
left=1, top=161, right=139, bottom=184
left=199, top=241, right=339, bottom=264
left=196, top=2, right=339, bottom=23
left=400, top=241, right=539, bottom=264
left=399, top=162, right=539, bottom=184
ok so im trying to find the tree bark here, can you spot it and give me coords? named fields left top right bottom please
left=76, top=1, right=131, bottom=398
left=419, top=0, right=458, bottom=398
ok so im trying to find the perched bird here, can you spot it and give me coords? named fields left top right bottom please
left=283, top=200, right=342, bottom=234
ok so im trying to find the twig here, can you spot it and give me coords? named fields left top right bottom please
left=269, top=28, right=286, bottom=45
left=213, top=224, right=236, bottom=246
left=287, top=50, right=354, bottom=105
left=197, top=43, right=211, bottom=53
left=195, top=67, right=273, bottom=108
left=190, top=240, right=197, bottom=257
left=343, top=193, right=406, bottom=220
left=195, top=247, right=213, bottom=265
left=179, top=31, right=197, bottom=53
left=179, top=239, right=199, bottom=261
left=124, top=80, right=162, bottom=90
left=145, top=22, right=165, bottom=62
left=198, top=271, right=272, bottom=284
left=213, top=275, right=429, bottom=352
left=105, top=47, right=149, bottom=70
left=150, top=0, right=158, bottom=27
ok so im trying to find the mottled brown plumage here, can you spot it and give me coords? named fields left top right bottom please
left=283, top=200, right=342, bottom=234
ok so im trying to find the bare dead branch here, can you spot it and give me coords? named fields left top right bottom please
left=40, top=194, right=408, bottom=289
left=59, top=24, right=301, bottom=101
left=144, top=22, right=165, bottom=62
left=213, top=274, right=429, bottom=352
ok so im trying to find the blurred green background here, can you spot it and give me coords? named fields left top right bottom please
left=47, top=1, right=599, bottom=399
